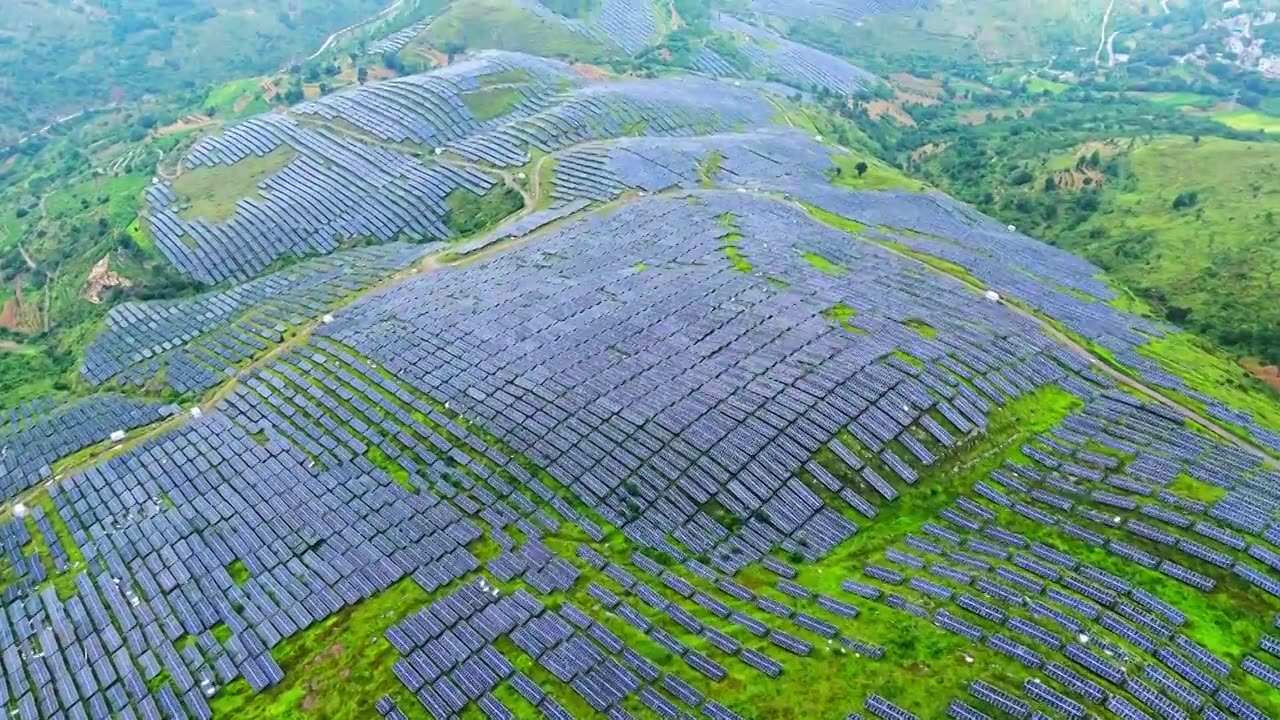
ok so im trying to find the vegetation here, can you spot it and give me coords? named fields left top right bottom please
left=0, top=0, right=398, bottom=145
left=443, top=185, right=524, bottom=238
left=461, top=86, right=524, bottom=122
left=171, top=147, right=298, bottom=222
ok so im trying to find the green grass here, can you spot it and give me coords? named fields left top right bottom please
left=1024, top=76, right=1070, bottom=95
left=1207, top=109, right=1280, bottom=133
left=1139, top=331, right=1280, bottom=439
left=698, top=150, right=724, bottom=186
left=830, top=153, right=921, bottom=192
left=778, top=385, right=1084, bottom=716
left=822, top=303, right=866, bottom=334
left=43, top=173, right=149, bottom=230
left=1065, top=136, right=1280, bottom=364
left=226, top=560, right=250, bottom=585
left=365, top=445, right=415, bottom=492
left=1167, top=472, right=1228, bottom=505
left=460, top=86, right=523, bottom=122
left=801, top=251, right=846, bottom=276
left=478, top=68, right=534, bottom=87
left=800, top=202, right=866, bottom=235
left=724, top=244, right=752, bottom=272
left=720, top=213, right=752, bottom=273
left=203, top=76, right=272, bottom=118
left=1133, top=91, right=1220, bottom=110
left=210, top=577, right=435, bottom=720
left=171, top=148, right=297, bottom=223
left=443, top=184, right=524, bottom=238
left=903, top=318, right=937, bottom=339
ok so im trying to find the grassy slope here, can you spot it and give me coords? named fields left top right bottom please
left=171, top=148, right=298, bottom=223
left=1069, top=136, right=1280, bottom=360
left=461, top=86, right=525, bottom=122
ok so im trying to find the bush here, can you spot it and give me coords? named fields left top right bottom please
left=1007, top=168, right=1034, bottom=186
left=1171, top=190, right=1199, bottom=210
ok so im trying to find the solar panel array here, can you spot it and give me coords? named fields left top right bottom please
left=746, top=0, right=929, bottom=24
left=292, top=50, right=574, bottom=146
left=80, top=243, right=434, bottom=393
left=146, top=114, right=494, bottom=284
left=144, top=54, right=777, bottom=287
left=365, top=19, right=433, bottom=56
left=445, top=77, right=777, bottom=168
left=2, top=187, right=1278, bottom=719
left=0, top=395, right=177, bottom=506
left=790, top=183, right=1280, bottom=454
left=512, top=0, right=661, bottom=55
left=702, top=15, right=879, bottom=96
left=548, top=130, right=834, bottom=204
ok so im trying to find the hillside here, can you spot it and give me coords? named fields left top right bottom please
left=0, top=0, right=447, bottom=146
left=2, top=3, right=1280, bottom=720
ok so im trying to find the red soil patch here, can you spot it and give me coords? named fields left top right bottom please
left=864, top=100, right=916, bottom=126
left=425, top=49, right=449, bottom=67
left=573, top=63, right=612, bottom=80
left=0, top=279, right=39, bottom=334
left=260, top=79, right=279, bottom=102
left=1242, top=358, right=1280, bottom=392
left=895, top=89, right=940, bottom=107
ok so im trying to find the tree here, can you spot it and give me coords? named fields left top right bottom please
left=1043, top=176, right=1057, bottom=192
left=1171, top=190, right=1199, bottom=210
left=357, top=66, right=368, bottom=85
left=854, top=161, right=868, bottom=177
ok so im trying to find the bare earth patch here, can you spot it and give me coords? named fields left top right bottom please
left=157, top=114, right=212, bottom=136
left=300, top=643, right=346, bottom=712
left=82, top=254, right=132, bottom=304
left=573, top=62, right=612, bottom=80
left=864, top=100, right=916, bottom=126
left=1053, top=167, right=1106, bottom=190
left=958, top=105, right=1038, bottom=125
left=0, top=279, right=40, bottom=334
left=890, top=73, right=944, bottom=100
left=231, top=93, right=256, bottom=114
left=1242, top=358, right=1280, bottom=392
left=911, top=142, right=948, bottom=162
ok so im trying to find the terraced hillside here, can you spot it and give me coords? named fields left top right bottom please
left=2, top=5, right=1280, bottom=720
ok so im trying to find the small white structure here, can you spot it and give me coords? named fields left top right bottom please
left=814, top=135, right=824, bottom=143
left=984, top=289, right=1002, bottom=303
left=322, top=313, right=335, bottom=324
left=190, top=407, right=203, bottom=419
left=12, top=502, right=28, bottom=518
left=1007, top=224, right=1017, bottom=232
left=109, top=430, right=126, bottom=443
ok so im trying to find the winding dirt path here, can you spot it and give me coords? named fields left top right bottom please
left=1095, top=0, right=1116, bottom=67
left=302, top=0, right=408, bottom=63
